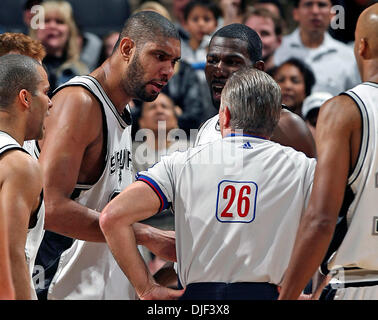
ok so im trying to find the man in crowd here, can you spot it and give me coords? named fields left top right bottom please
left=274, top=0, right=360, bottom=96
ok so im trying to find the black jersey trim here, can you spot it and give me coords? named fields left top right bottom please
left=29, top=190, right=44, bottom=229
left=83, top=76, right=131, bottom=129
left=320, top=185, right=355, bottom=275
left=341, top=91, right=369, bottom=186
left=52, top=80, right=109, bottom=189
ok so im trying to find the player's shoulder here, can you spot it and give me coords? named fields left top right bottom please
left=0, top=149, right=41, bottom=182
left=319, top=93, right=361, bottom=125
left=280, top=108, right=304, bottom=125
left=53, top=84, right=99, bottom=109
left=47, top=80, right=104, bottom=133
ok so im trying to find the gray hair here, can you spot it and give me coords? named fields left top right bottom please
left=0, top=54, right=42, bottom=108
left=220, top=67, right=281, bottom=137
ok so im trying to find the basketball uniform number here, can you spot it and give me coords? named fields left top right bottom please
left=216, top=181, right=257, bottom=223
left=221, top=185, right=251, bottom=218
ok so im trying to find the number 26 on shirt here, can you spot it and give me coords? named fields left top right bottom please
left=215, top=180, right=258, bottom=223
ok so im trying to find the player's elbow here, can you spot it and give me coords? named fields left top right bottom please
left=99, top=204, right=126, bottom=236
left=304, top=206, right=338, bottom=238
left=43, top=193, right=69, bottom=230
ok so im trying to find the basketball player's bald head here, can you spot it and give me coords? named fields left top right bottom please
left=354, top=3, right=378, bottom=79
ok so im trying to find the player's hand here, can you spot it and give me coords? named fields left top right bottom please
left=134, top=223, right=176, bottom=262
left=139, top=284, right=185, bottom=300
left=297, top=293, right=313, bottom=300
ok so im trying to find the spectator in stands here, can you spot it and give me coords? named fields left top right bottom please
left=172, top=0, right=192, bottom=40
left=253, top=0, right=285, bottom=19
left=29, top=0, right=89, bottom=91
left=97, top=31, right=120, bottom=67
left=274, top=0, right=360, bottom=96
left=162, top=60, right=208, bottom=135
left=77, top=24, right=103, bottom=72
left=0, top=32, right=46, bottom=63
left=133, top=93, right=188, bottom=175
left=219, top=0, right=247, bottom=26
left=271, top=57, right=316, bottom=117
left=135, top=1, right=172, bottom=19
left=181, top=0, right=221, bottom=75
left=23, top=0, right=43, bottom=34
left=301, top=91, right=333, bottom=138
left=243, top=7, right=283, bottom=73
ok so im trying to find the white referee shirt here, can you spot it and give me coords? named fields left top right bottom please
left=137, top=134, right=316, bottom=287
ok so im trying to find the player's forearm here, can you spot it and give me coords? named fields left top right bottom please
left=0, top=266, right=15, bottom=300
left=134, top=223, right=176, bottom=262
left=278, top=213, right=335, bottom=299
left=44, top=196, right=105, bottom=242
left=10, top=250, right=31, bottom=300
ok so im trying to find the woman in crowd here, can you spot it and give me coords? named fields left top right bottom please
left=30, top=0, right=89, bottom=91
left=271, top=57, right=315, bottom=117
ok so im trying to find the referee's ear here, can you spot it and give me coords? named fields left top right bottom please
left=219, top=105, right=232, bottom=134
left=223, top=105, right=231, bottom=129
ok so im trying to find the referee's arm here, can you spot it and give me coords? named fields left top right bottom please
left=100, top=181, right=184, bottom=300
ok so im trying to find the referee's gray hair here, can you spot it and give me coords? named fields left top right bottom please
left=220, top=67, right=281, bottom=137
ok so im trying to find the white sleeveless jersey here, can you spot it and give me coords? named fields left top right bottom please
left=137, top=135, right=316, bottom=286
left=194, top=115, right=220, bottom=146
left=23, top=140, right=46, bottom=298
left=39, top=76, right=136, bottom=300
left=0, top=133, right=45, bottom=300
left=326, top=82, right=378, bottom=273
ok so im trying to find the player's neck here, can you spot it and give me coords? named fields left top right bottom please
left=361, top=61, right=378, bottom=83
left=91, top=61, right=131, bottom=114
left=0, top=116, right=25, bottom=146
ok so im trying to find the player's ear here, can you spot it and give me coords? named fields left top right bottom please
left=358, top=38, right=371, bottom=60
left=18, top=89, right=32, bottom=110
left=119, top=37, right=135, bottom=62
left=254, top=60, right=265, bottom=72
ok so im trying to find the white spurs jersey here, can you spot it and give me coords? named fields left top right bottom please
left=137, top=134, right=316, bottom=287
left=40, top=76, right=136, bottom=300
left=0, top=133, right=45, bottom=300
left=324, top=82, right=378, bottom=275
left=194, top=115, right=220, bottom=146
